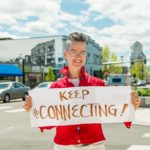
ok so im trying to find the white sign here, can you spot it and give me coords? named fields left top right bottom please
left=29, top=86, right=135, bottom=127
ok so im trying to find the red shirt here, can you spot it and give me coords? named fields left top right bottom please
left=39, top=66, right=132, bottom=145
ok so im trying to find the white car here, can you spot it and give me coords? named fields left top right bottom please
left=137, top=80, right=146, bottom=86
left=35, top=82, right=53, bottom=89
left=107, top=74, right=131, bottom=86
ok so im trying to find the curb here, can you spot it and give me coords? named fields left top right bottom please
left=133, top=121, right=150, bottom=126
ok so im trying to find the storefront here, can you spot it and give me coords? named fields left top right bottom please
left=0, top=64, right=23, bottom=81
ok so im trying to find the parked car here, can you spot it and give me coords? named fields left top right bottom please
left=137, top=80, right=146, bottom=86
left=107, top=74, right=131, bottom=86
left=35, top=82, right=53, bottom=89
left=0, top=81, right=30, bottom=103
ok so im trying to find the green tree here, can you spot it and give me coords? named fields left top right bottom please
left=102, top=46, right=111, bottom=73
left=102, top=46, right=123, bottom=74
left=109, top=52, right=123, bottom=74
left=99, top=69, right=103, bottom=79
left=130, top=61, right=148, bottom=80
left=102, top=46, right=110, bottom=63
left=45, top=66, right=55, bottom=81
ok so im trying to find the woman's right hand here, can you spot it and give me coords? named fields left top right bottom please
left=23, top=96, right=32, bottom=112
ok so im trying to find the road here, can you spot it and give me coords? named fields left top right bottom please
left=0, top=100, right=150, bottom=150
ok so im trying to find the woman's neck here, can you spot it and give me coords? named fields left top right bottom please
left=68, top=68, right=81, bottom=79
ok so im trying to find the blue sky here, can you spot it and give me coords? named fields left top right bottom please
left=0, top=0, right=150, bottom=63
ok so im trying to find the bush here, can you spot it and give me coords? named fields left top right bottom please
left=136, top=88, right=150, bottom=96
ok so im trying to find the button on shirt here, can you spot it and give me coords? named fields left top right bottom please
left=77, top=126, right=80, bottom=131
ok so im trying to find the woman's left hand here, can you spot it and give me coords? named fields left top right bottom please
left=131, top=91, right=141, bottom=110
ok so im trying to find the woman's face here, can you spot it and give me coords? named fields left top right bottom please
left=64, top=41, right=86, bottom=70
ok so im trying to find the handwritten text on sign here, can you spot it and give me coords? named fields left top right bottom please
left=29, top=86, right=135, bottom=127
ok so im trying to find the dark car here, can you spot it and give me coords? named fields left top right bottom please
left=0, top=81, right=30, bottom=103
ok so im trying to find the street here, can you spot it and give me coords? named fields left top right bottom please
left=0, top=100, right=150, bottom=150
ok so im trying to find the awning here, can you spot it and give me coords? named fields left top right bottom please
left=0, top=64, right=23, bottom=76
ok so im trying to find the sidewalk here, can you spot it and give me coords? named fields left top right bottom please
left=133, top=108, right=150, bottom=126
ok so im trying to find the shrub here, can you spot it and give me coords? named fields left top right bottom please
left=136, top=88, right=150, bottom=96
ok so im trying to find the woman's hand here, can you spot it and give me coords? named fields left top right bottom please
left=23, top=96, right=32, bottom=112
left=131, top=91, right=141, bottom=110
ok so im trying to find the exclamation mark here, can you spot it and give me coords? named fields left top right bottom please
left=120, top=104, right=128, bottom=116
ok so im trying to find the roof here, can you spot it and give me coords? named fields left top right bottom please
left=0, top=64, right=23, bottom=76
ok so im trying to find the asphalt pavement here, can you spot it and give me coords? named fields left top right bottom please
left=0, top=100, right=150, bottom=150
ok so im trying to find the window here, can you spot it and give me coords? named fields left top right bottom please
left=58, top=57, right=63, bottom=62
left=93, top=54, right=100, bottom=64
left=48, top=45, right=54, bottom=52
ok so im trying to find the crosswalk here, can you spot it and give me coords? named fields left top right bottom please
left=127, top=133, right=150, bottom=150
left=127, top=145, right=150, bottom=150
left=0, top=126, right=14, bottom=134
left=5, top=108, right=24, bottom=113
left=0, top=106, right=13, bottom=110
left=0, top=105, right=24, bottom=113
left=142, top=133, right=150, bottom=138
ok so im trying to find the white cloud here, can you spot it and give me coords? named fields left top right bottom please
left=93, top=15, right=103, bottom=21
left=84, top=0, right=150, bottom=57
left=59, top=11, right=78, bottom=22
left=0, top=31, right=24, bottom=39
left=85, top=0, right=150, bottom=23
left=0, top=0, right=62, bottom=34
left=11, top=20, right=59, bottom=34
left=0, top=0, right=91, bottom=36
left=0, top=0, right=149, bottom=62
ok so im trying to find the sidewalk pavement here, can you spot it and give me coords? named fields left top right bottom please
left=133, top=108, right=150, bottom=126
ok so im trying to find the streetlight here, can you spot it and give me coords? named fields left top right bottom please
left=121, top=56, right=124, bottom=73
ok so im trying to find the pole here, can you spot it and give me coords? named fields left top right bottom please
left=141, top=60, right=144, bottom=80
left=121, top=56, right=124, bottom=73
left=42, top=66, right=44, bottom=82
left=22, top=58, right=25, bottom=84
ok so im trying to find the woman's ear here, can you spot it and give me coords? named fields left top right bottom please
left=64, top=50, right=67, bottom=59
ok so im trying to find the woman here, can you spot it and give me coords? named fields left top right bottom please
left=24, top=32, right=141, bottom=150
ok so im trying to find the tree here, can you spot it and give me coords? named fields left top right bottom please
left=102, top=46, right=123, bottom=74
left=99, top=69, right=103, bottom=79
left=109, top=52, right=123, bottom=74
left=102, top=46, right=110, bottom=63
left=130, top=61, right=148, bottom=80
left=45, top=66, right=55, bottom=81
left=102, top=46, right=111, bottom=73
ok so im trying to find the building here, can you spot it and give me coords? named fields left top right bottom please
left=31, top=35, right=102, bottom=76
left=86, top=37, right=102, bottom=76
left=0, top=35, right=102, bottom=86
left=130, top=41, right=147, bottom=80
left=130, top=41, right=146, bottom=65
left=31, top=36, right=66, bottom=67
